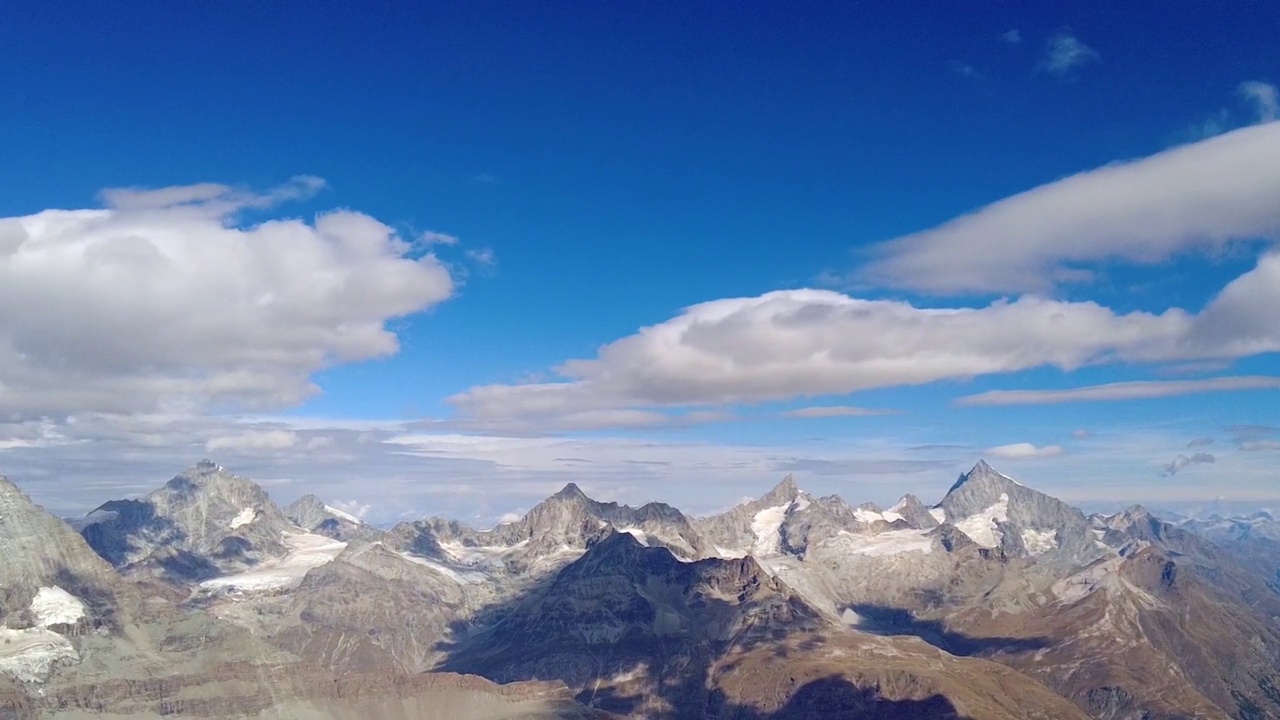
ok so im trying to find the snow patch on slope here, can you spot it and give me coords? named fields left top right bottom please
left=928, top=507, right=946, bottom=524
left=395, top=551, right=489, bottom=584
left=1021, top=528, right=1058, bottom=556
left=29, top=587, right=86, bottom=627
left=323, top=504, right=361, bottom=524
left=750, top=504, right=789, bottom=557
left=0, top=628, right=77, bottom=683
left=229, top=507, right=257, bottom=530
left=853, top=508, right=884, bottom=524
left=200, top=532, right=345, bottom=593
left=953, top=493, right=1009, bottom=548
left=616, top=527, right=650, bottom=546
left=440, top=539, right=529, bottom=569
left=834, top=528, right=935, bottom=557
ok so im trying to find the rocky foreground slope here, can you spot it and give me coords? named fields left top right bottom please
left=0, top=459, right=1276, bottom=718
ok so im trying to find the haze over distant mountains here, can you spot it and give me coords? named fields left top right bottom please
left=1, top=459, right=1279, bottom=719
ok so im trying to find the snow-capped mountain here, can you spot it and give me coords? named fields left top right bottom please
left=283, top=493, right=380, bottom=542
left=4, top=459, right=1279, bottom=719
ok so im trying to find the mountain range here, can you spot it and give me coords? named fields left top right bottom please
left=0, top=458, right=1277, bottom=719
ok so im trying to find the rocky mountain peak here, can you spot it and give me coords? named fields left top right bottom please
left=946, top=459, right=1016, bottom=495
left=760, top=474, right=799, bottom=506
left=550, top=482, right=588, bottom=502
left=888, top=493, right=940, bottom=529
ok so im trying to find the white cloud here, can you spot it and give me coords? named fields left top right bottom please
left=1163, top=452, right=1214, bottom=476
left=956, top=375, right=1280, bottom=406
left=329, top=499, right=372, bottom=520
left=206, top=430, right=299, bottom=453
left=1072, top=429, right=1092, bottom=439
left=986, top=443, right=1064, bottom=459
left=781, top=406, right=895, bottom=418
left=450, top=254, right=1280, bottom=429
left=1001, top=29, right=1021, bottom=44
left=0, top=179, right=454, bottom=418
left=1042, top=32, right=1100, bottom=78
left=860, top=122, right=1280, bottom=294
left=497, top=511, right=522, bottom=524
left=1239, top=80, right=1279, bottom=123
left=466, top=247, right=497, bottom=267
left=421, top=230, right=460, bottom=246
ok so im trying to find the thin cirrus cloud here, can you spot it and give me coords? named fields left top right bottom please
left=1240, top=80, right=1279, bottom=123
left=858, top=121, right=1280, bottom=295
left=781, top=405, right=897, bottom=418
left=0, top=178, right=455, bottom=419
left=1042, top=32, right=1100, bottom=78
left=985, top=443, right=1064, bottom=460
left=956, top=376, right=1280, bottom=406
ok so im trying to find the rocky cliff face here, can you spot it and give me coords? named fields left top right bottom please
left=76, top=460, right=299, bottom=582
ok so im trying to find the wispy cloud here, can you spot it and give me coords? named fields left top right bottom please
left=986, top=442, right=1064, bottom=460
left=957, top=376, right=1280, bottom=406
left=1001, top=29, right=1022, bottom=44
left=421, top=230, right=460, bottom=246
left=1187, top=437, right=1214, bottom=448
left=1239, top=80, right=1279, bottom=123
left=781, top=405, right=896, bottom=419
left=1163, top=452, right=1214, bottom=476
left=949, top=60, right=982, bottom=80
left=1042, top=31, right=1101, bottom=79
left=466, top=247, right=497, bottom=267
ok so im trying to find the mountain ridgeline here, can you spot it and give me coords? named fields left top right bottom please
left=0, top=459, right=1277, bottom=719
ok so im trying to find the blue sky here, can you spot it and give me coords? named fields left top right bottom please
left=1, top=2, right=1278, bottom=524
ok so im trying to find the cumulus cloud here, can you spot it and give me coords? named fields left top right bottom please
left=0, top=178, right=454, bottom=418
left=986, top=443, right=1064, bottom=460
left=1163, top=452, right=1215, bottom=476
left=450, top=253, right=1280, bottom=429
left=859, top=122, right=1280, bottom=295
left=1042, top=32, right=1100, bottom=78
left=1240, top=80, right=1279, bottom=123
left=956, top=376, right=1280, bottom=406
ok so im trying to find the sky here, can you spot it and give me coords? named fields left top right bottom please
left=1, top=2, right=1278, bottom=525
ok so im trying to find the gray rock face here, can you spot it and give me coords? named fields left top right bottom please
left=693, top=475, right=803, bottom=555
left=389, top=483, right=714, bottom=575
left=0, top=474, right=124, bottom=635
left=77, top=460, right=298, bottom=582
left=939, top=460, right=1104, bottom=567
left=441, top=531, right=825, bottom=715
left=887, top=494, right=940, bottom=529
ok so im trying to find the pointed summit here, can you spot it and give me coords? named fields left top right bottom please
left=760, top=474, right=800, bottom=506
left=946, top=459, right=1014, bottom=495
left=551, top=482, right=589, bottom=502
